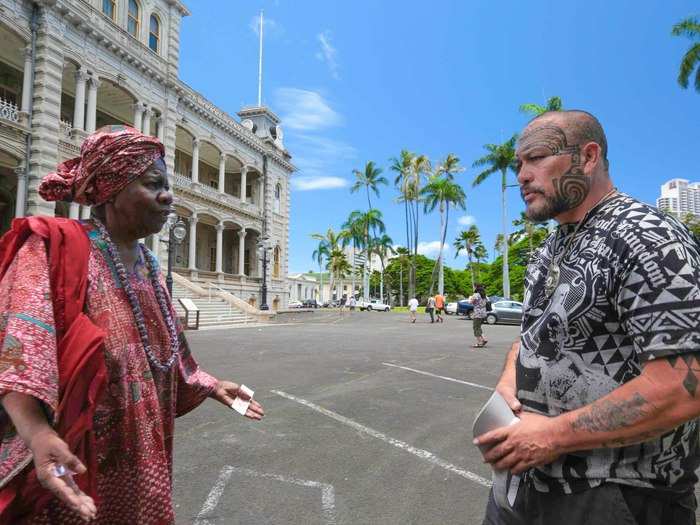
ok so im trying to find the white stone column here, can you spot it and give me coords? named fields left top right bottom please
left=132, top=102, right=144, bottom=131
left=215, top=222, right=224, bottom=275
left=188, top=215, right=198, bottom=271
left=85, top=76, right=100, bottom=133
left=14, top=165, right=27, bottom=218
left=151, top=232, right=161, bottom=259
left=237, top=228, right=247, bottom=276
left=191, top=138, right=200, bottom=183
left=20, top=46, right=33, bottom=116
left=72, top=67, right=87, bottom=131
left=257, top=180, right=263, bottom=207
left=156, top=117, right=164, bottom=142
left=240, top=166, right=247, bottom=202
left=80, top=206, right=91, bottom=220
left=218, top=153, right=226, bottom=194
left=142, top=107, right=152, bottom=135
left=69, top=202, right=80, bottom=219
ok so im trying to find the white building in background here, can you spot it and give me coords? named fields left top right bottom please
left=0, top=0, right=294, bottom=310
left=288, top=273, right=318, bottom=303
left=657, top=179, right=700, bottom=218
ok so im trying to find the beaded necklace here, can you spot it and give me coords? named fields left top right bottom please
left=92, top=218, right=181, bottom=372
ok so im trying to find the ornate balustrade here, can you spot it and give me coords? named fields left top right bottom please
left=0, top=98, right=19, bottom=124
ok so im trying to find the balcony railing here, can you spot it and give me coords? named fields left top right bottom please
left=59, top=120, right=73, bottom=138
left=0, top=98, right=19, bottom=123
left=172, top=172, right=258, bottom=213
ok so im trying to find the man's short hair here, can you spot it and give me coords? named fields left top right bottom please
left=530, top=109, right=609, bottom=170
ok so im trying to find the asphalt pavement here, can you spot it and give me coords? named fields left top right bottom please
left=173, top=310, right=517, bottom=525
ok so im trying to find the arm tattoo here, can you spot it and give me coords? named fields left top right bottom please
left=666, top=354, right=700, bottom=397
left=570, top=392, right=649, bottom=433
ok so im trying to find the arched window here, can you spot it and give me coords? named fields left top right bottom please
left=274, top=183, right=281, bottom=213
left=273, top=246, right=281, bottom=278
left=102, top=0, right=116, bottom=21
left=149, top=14, right=160, bottom=53
left=127, top=0, right=140, bottom=37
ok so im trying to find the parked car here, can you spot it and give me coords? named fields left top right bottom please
left=445, top=302, right=458, bottom=315
left=358, top=299, right=391, bottom=312
left=485, top=301, right=523, bottom=325
left=457, top=299, right=474, bottom=318
left=288, top=300, right=303, bottom=309
left=323, top=300, right=340, bottom=308
left=302, top=299, right=319, bottom=308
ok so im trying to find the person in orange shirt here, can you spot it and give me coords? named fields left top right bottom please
left=434, top=293, right=445, bottom=323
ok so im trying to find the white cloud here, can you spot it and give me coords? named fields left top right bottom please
left=292, top=176, right=349, bottom=191
left=249, top=14, right=282, bottom=37
left=417, top=241, right=450, bottom=257
left=315, top=30, right=340, bottom=80
left=457, top=215, right=476, bottom=226
left=274, top=88, right=343, bottom=131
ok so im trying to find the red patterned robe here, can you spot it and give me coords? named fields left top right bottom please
left=0, top=221, right=218, bottom=524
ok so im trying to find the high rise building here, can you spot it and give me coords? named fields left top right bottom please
left=656, top=179, right=700, bottom=218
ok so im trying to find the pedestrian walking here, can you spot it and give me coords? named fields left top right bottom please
left=468, top=285, right=489, bottom=348
left=434, top=293, right=445, bottom=323
left=408, top=296, right=419, bottom=323
left=477, top=110, right=700, bottom=525
left=426, top=296, right=436, bottom=323
left=0, top=126, right=264, bottom=524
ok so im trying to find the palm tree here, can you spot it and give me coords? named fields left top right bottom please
left=311, top=241, right=329, bottom=303
left=328, top=247, right=351, bottom=299
left=435, top=153, right=465, bottom=180
left=472, top=135, right=518, bottom=298
left=672, top=17, right=700, bottom=92
left=493, top=233, right=505, bottom=261
left=454, top=225, right=481, bottom=290
left=341, top=210, right=366, bottom=298
left=351, top=161, right=388, bottom=210
left=391, top=150, right=418, bottom=298
left=359, top=209, right=386, bottom=300
left=395, top=246, right=410, bottom=305
left=473, top=242, right=488, bottom=283
left=511, top=211, right=548, bottom=257
left=310, top=228, right=344, bottom=301
left=371, top=233, right=394, bottom=303
left=421, top=172, right=466, bottom=295
left=519, top=96, right=563, bottom=116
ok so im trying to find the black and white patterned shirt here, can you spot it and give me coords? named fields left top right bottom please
left=517, top=193, right=700, bottom=494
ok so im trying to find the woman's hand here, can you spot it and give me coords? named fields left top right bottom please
left=211, top=381, right=265, bottom=420
left=29, top=430, right=97, bottom=522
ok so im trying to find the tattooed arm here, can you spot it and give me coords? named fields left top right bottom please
left=476, top=353, right=700, bottom=474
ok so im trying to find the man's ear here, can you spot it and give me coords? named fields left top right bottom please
left=581, top=142, right=602, bottom=173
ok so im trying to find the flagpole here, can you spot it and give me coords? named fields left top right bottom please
left=258, top=10, right=263, bottom=107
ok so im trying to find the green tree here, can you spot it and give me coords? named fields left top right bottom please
left=472, top=135, right=519, bottom=298
left=519, top=96, right=563, bottom=116
left=681, top=212, right=700, bottom=237
left=371, top=233, right=395, bottom=303
left=394, top=246, right=410, bottom=305
left=473, top=242, right=488, bottom=283
left=310, top=228, right=345, bottom=301
left=341, top=210, right=366, bottom=297
left=351, top=161, right=388, bottom=210
left=421, top=169, right=466, bottom=295
left=454, top=225, right=482, bottom=290
left=511, top=211, right=548, bottom=258
left=672, top=17, right=700, bottom=92
left=311, top=240, right=329, bottom=303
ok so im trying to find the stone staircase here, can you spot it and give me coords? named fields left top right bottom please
left=172, top=281, right=255, bottom=329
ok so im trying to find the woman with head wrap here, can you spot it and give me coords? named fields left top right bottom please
left=0, top=126, right=264, bottom=523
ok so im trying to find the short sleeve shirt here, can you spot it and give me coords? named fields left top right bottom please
left=517, top=194, right=700, bottom=494
left=470, top=294, right=488, bottom=319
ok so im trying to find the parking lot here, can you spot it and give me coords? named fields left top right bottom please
left=173, top=311, right=516, bottom=524
left=172, top=311, right=700, bottom=524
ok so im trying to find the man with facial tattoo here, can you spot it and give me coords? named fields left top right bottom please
left=476, top=110, right=700, bottom=524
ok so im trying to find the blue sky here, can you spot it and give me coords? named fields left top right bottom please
left=179, top=1, right=699, bottom=274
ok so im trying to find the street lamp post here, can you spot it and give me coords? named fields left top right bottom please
left=161, top=213, right=187, bottom=296
left=257, top=235, right=272, bottom=310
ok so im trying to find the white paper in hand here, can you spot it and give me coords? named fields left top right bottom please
left=472, top=391, right=522, bottom=509
left=231, top=385, right=254, bottom=416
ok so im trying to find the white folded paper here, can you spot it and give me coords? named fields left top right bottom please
left=231, top=384, right=254, bottom=415
left=472, top=391, right=522, bottom=509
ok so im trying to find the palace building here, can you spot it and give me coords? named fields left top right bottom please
left=0, top=0, right=293, bottom=311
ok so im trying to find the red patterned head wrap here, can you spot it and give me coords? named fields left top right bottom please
left=39, top=125, right=165, bottom=206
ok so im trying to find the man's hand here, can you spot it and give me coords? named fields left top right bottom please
left=474, top=412, right=563, bottom=475
left=211, top=381, right=265, bottom=420
left=495, top=383, right=522, bottom=414
left=29, top=430, right=97, bottom=522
